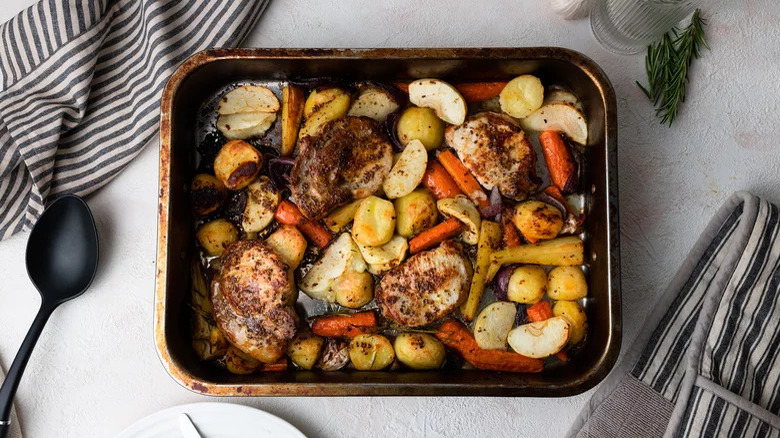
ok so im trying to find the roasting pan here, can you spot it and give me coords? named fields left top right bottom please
left=155, top=48, right=620, bottom=396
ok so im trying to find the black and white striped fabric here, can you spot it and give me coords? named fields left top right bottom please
left=0, top=0, right=268, bottom=240
left=569, top=192, right=780, bottom=438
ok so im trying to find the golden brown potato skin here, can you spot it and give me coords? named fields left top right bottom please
left=214, top=140, right=263, bottom=190
left=394, top=333, right=445, bottom=369
left=289, top=116, right=393, bottom=219
left=375, top=240, right=472, bottom=327
left=211, top=240, right=298, bottom=363
left=191, top=174, right=226, bottom=216
left=512, top=200, right=563, bottom=241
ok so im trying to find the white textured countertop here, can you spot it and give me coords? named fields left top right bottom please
left=1, top=1, right=779, bottom=437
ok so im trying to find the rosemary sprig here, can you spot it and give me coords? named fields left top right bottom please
left=637, top=9, right=709, bottom=126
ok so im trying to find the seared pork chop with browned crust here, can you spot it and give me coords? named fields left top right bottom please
left=375, top=240, right=472, bottom=327
left=211, top=240, right=297, bottom=363
left=445, top=112, right=540, bottom=200
left=290, top=116, right=393, bottom=219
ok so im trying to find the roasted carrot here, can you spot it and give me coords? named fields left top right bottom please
left=311, top=311, right=377, bottom=338
left=502, top=221, right=522, bottom=248
left=409, top=217, right=465, bottom=254
left=274, top=200, right=333, bottom=248
left=526, top=300, right=554, bottom=322
left=539, top=130, right=576, bottom=194
left=542, top=185, right=568, bottom=206
left=525, top=300, right=568, bottom=362
left=258, top=358, right=288, bottom=372
left=436, top=150, right=489, bottom=208
left=422, top=160, right=462, bottom=200
left=455, top=81, right=508, bottom=103
left=435, top=319, right=544, bottom=373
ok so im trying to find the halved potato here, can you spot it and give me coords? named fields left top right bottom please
left=304, top=88, right=349, bottom=118
left=213, top=140, right=263, bottom=190
left=507, top=316, right=570, bottom=358
left=299, top=91, right=351, bottom=138
left=348, top=85, right=401, bottom=121
left=242, top=176, right=280, bottom=233
left=281, top=85, right=305, bottom=156
left=352, top=196, right=396, bottom=246
left=437, top=195, right=481, bottom=245
left=474, top=301, right=517, bottom=351
left=287, top=333, right=325, bottom=370
left=323, top=198, right=364, bottom=232
left=266, top=225, right=307, bottom=270
left=499, top=74, right=544, bottom=119
left=408, top=79, right=467, bottom=125
left=196, top=219, right=238, bottom=256
left=356, top=234, right=408, bottom=275
left=382, top=139, right=428, bottom=199
left=218, top=85, right=280, bottom=114
left=348, top=334, right=395, bottom=371
left=520, top=102, right=588, bottom=145
left=300, top=233, right=366, bottom=301
left=217, top=111, right=276, bottom=140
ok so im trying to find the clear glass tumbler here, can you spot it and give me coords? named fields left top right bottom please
left=590, top=0, right=704, bottom=55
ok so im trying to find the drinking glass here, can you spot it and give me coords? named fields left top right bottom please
left=590, top=0, right=704, bottom=55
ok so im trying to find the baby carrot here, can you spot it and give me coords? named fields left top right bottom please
left=408, top=217, right=465, bottom=254
left=274, top=200, right=333, bottom=248
left=437, top=150, right=489, bottom=208
left=539, top=130, right=576, bottom=194
left=311, top=311, right=377, bottom=338
left=454, top=81, right=508, bottom=103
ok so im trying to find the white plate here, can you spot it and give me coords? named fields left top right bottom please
left=116, top=402, right=307, bottom=438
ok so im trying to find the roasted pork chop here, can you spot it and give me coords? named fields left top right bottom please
left=290, top=116, right=393, bottom=219
left=445, top=112, right=540, bottom=200
left=375, top=240, right=472, bottom=327
left=211, top=240, right=297, bottom=363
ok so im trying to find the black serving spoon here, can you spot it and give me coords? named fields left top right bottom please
left=0, top=195, right=98, bottom=438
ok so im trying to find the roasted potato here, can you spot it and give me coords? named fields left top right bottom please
left=213, top=140, right=263, bottom=190
left=507, top=316, right=570, bottom=358
left=356, top=235, right=408, bottom=275
left=191, top=260, right=228, bottom=360
left=474, top=302, right=517, bottom=351
left=333, top=269, right=374, bottom=308
left=287, top=333, right=325, bottom=370
left=225, top=345, right=262, bottom=374
left=382, top=139, right=428, bottom=199
left=408, top=79, right=467, bottom=125
left=547, top=266, right=588, bottom=301
left=300, top=88, right=351, bottom=137
left=217, top=111, right=276, bottom=140
left=190, top=173, right=226, bottom=216
left=552, top=300, right=587, bottom=345
left=196, top=219, right=238, bottom=256
left=348, top=85, right=401, bottom=121
left=351, top=196, right=396, bottom=246
left=437, top=195, right=481, bottom=245
left=520, top=102, right=588, bottom=145
left=348, top=334, right=395, bottom=370
left=281, top=84, right=305, bottom=156
left=396, top=106, right=445, bottom=151
left=512, top=200, right=563, bottom=242
left=323, top=198, right=364, bottom=232
left=317, top=339, right=350, bottom=371
left=394, top=189, right=438, bottom=238
left=507, top=265, right=547, bottom=304
left=499, top=74, right=544, bottom=119
left=300, top=233, right=366, bottom=302
left=393, top=333, right=446, bottom=370
left=266, top=225, right=307, bottom=269
left=242, top=176, right=280, bottom=233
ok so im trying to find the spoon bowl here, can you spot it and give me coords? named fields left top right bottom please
left=0, top=194, right=98, bottom=438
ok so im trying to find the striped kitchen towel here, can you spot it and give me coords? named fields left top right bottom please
left=569, top=192, right=780, bottom=438
left=0, top=0, right=269, bottom=240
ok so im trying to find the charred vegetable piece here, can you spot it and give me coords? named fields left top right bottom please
left=486, top=236, right=585, bottom=281
left=196, top=219, right=238, bottom=256
left=225, top=345, right=262, bottom=375
left=435, top=319, right=544, bottom=372
left=190, top=173, right=226, bottom=216
left=394, top=333, right=446, bottom=370
left=461, top=220, right=502, bottom=321
left=190, top=260, right=228, bottom=360
left=214, top=140, right=263, bottom=190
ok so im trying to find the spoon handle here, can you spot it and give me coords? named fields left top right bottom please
left=0, top=302, right=55, bottom=438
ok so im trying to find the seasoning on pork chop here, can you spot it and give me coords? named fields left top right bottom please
left=375, top=240, right=472, bottom=327
left=290, top=116, right=393, bottom=219
left=445, top=112, right=540, bottom=200
left=211, top=240, right=297, bottom=363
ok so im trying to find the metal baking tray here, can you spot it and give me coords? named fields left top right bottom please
left=155, top=48, right=620, bottom=396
